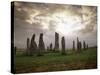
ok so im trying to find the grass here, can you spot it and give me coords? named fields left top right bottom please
left=15, top=47, right=97, bottom=73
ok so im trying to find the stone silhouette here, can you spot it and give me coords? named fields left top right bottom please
left=77, top=37, right=79, bottom=51
left=30, top=34, right=37, bottom=55
left=73, top=40, right=75, bottom=51
left=77, top=37, right=82, bottom=52
left=83, top=41, right=86, bottom=50
left=79, top=41, right=82, bottom=51
left=38, top=33, right=45, bottom=56
left=61, top=36, right=66, bottom=55
left=54, top=32, right=59, bottom=51
left=26, top=38, right=30, bottom=55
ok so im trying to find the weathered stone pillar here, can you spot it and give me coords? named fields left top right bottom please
left=38, top=33, right=45, bottom=55
left=61, top=36, right=66, bottom=55
left=79, top=41, right=82, bottom=51
left=73, top=40, right=75, bottom=51
left=77, top=37, right=79, bottom=51
left=30, top=34, right=37, bottom=55
left=26, top=38, right=30, bottom=55
left=54, top=32, right=59, bottom=51
left=83, top=41, right=86, bottom=50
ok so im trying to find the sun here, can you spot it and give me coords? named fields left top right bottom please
left=52, top=12, right=84, bottom=36
left=56, top=22, right=73, bottom=35
left=55, top=20, right=84, bottom=36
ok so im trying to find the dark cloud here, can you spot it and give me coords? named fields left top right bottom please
left=77, top=6, right=97, bottom=34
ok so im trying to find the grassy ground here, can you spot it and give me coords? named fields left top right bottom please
left=15, top=47, right=97, bottom=73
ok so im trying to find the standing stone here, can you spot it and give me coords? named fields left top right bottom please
left=77, top=37, right=79, bottom=51
left=26, top=38, right=30, bottom=55
left=73, top=40, right=75, bottom=51
left=30, top=34, right=37, bottom=55
left=79, top=41, right=82, bottom=51
left=61, top=36, right=66, bottom=55
left=54, top=32, right=59, bottom=51
left=38, top=33, right=45, bottom=55
left=83, top=41, right=86, bottom=50
left=50, top=43, right=52, bottom=51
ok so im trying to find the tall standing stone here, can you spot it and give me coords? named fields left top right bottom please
left=54, top=32, right=59, bottom=51
left=73, top=40, right=75, bottom=51
left=26, top=38, right=30, bottom=55
left=83, top=41, right=86, bottom=50
left=61, top=36, right=66, bottom=55
left=30, top=34, right=37, bottom=55
left=77, top=37, right=79, bottom=51
left=38, top=33, right=45, bottom=55
left=79, top=41, right=82, bottom=51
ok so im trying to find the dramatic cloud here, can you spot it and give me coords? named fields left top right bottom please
left=14, top=2, right=97, bottom=49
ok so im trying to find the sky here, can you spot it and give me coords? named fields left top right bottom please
left=14, top=1, right=97, bottom=49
